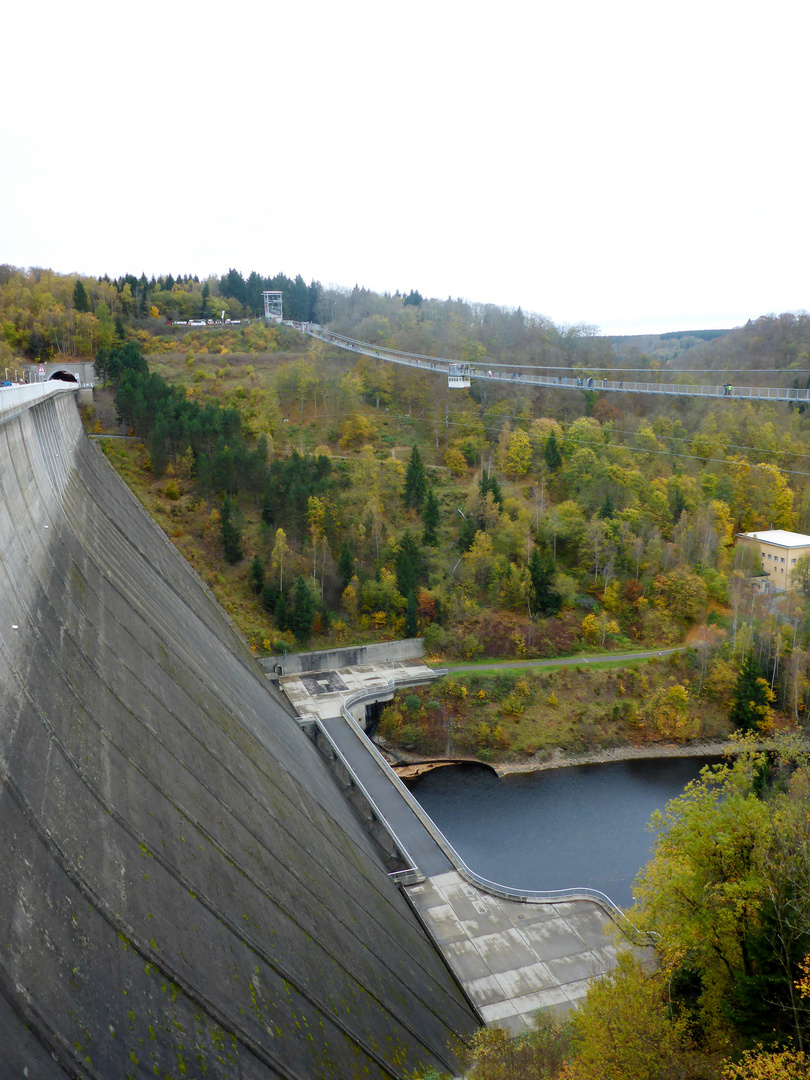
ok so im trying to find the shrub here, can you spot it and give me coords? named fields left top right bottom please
left=461, top=634, right=483, bottom=660
left=501, top=695, right=525, bottom=717
left=422, top=622, right=448, bottom=654
left=399, top=723, right=422, bottom=750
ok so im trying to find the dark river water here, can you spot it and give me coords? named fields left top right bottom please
left=409, top=757, right=721, bottom=908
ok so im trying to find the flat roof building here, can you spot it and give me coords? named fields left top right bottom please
left=738, top=529, right=810, bottom=591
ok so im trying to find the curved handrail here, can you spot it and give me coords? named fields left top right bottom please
left=338, top=685, right=654, bottom=944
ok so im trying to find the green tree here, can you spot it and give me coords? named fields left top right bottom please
left=729, top=653, right=774, bottom=732
left=403, top=444, right=427, bottom=511
left=147, top=419, right=169, bottom=478
left=792, top=555, right=810, bottom=598
left=73, top=278, right=89, bottom=313
left=422, top=486, right=440, bottom=546
left=405, top=590, right=418, bottom=637
left=528, top=550, right=562, bottom=617
left=479, top=472, right=504, bottom=511
left=289, top=576, right=316, bottom=642
left=544, top=431, right=562, bottom=471
left=260, top=581, right=279, bottom=613
left=395, top=530, right=424, bottom=599
left=220, top=498, right=243, bottom=564
left=274, top=590, right=288, bottom=631
left=95, top=299, right=115, bottom=350
left=248, top=557, right=264, bottom=594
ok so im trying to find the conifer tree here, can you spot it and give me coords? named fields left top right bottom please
left=729, top=652, right=774, bottom=731
left=403, top=445, right=427, bottom=511
left=73, top=279, right=89, bottom=313
left=220, top=498, right=243, bottom=564
left=261, top=581, right=279, bottom=613
left=395, top=530, right=423, bottom=599
left=248, top=557, right=264, bottom=594
left=274, top=591, right=287, bottom=631
left=289, top=576, right=316, bottom=643
left=543, top=431, right=562, bottom=471
left=422, top=487, right=440, bottom=546
left=479, top=472, right=504, bottom=510
left=528, top=550, right=561, bottom=617
left=405, top=590, right=418, bottom=637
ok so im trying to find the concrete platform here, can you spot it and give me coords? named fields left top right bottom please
left=408, top=871, right=620, bottom=1034
left=280, top=658, right=434, bottom=723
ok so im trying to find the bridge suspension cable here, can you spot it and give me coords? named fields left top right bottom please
left=287, top=323, right=810, bottom=405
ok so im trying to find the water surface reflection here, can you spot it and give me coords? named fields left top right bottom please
left=410, top=756, right=721, bottom=907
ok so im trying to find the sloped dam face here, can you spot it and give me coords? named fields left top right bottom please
left=0, top=392, right=477, bottom=1079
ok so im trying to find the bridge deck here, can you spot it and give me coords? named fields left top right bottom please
left=289, top=322, right=807, bottom=403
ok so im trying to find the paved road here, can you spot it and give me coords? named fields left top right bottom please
left=434, top=645, right=687, bottom=674
left=320, top=714, right=453, bottom=878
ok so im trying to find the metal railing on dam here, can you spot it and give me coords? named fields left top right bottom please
left=288, top=321, right=809, bottom=404
left=317, top=681, right=653, bottom=944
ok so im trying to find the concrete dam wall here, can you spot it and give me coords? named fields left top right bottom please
left=0, top=390, right=478, bottom=1078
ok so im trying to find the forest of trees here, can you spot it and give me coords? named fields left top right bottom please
left=7, top=263, right=810, bottom=1075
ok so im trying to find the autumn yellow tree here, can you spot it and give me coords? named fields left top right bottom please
left=565, top=952, right=692, bottom=1080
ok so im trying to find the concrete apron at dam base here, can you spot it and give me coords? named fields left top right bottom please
left=279, top=659, right=633, bottom=1035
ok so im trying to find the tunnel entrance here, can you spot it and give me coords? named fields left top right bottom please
left=48, top=370, right=79, bottom=383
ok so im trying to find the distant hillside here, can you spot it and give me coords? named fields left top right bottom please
left=608, top=313, right=810, bottom=382
left=668, top=312, right=810, bottom=375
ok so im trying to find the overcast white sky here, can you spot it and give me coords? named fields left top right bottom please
left=3, top=0, right=808, bottom=335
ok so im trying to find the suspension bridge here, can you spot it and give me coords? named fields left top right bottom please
left=287, top=322, right=809, bottom=404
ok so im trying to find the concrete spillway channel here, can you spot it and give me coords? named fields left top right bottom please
left=0, top=388, right=479, bottom=1078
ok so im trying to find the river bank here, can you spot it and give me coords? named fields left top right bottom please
left=381, top=738, right=742, bottom=780
left=493, top=739, right=740, bottom=776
